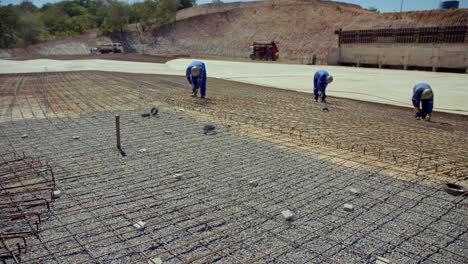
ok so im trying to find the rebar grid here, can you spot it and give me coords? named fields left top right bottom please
left=337, top=26, right=468, bottom=45
left=114, top=73, right=467, bottom=181
left=0, top=72, right=467, bottom=263
left=0, top=109, right=466, bottom=262
left=0, top=152, right=56, bottom=262
left=1, top=71, right=466, bottom=183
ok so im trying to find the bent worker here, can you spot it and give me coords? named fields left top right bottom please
left=313, top=70, right=333, bottom=103
left=412, top=83, right=434, bottom=121
left=186, top=61, right=207, bottom=98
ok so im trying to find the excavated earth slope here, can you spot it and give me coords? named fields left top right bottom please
left=2, top=0, right=468, bottom=62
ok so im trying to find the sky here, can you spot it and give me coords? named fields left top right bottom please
left=1, top=0, right=468, bottom=12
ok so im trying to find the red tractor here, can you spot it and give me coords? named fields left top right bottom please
left=249, top=41, right=279, bottom=61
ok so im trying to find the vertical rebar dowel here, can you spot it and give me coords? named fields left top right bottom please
left=415, top=148, right=423, bottom=175
left=45, top=67, right=48, bottom=116
left=116, top=114, right=121, bottom=149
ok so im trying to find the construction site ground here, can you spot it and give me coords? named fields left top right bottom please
left=1, top=58, right=468, bottom=115
left=4, top=53, right=178, bottom=63
left=0, top=71, right=467, bottom=263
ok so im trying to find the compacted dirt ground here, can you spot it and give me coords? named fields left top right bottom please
left=4, top=53, right=179, bottom=63
left=0, top=71, right=467, bottom=263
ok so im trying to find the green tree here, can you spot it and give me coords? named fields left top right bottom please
left=178, top=0, right=196, bottom=10
left=69, top=13, right=96, bottom=34
left=36, top=1, right=96, bottom=37
left=84, top=0, right=107, bottom=16
left=133, top=0, right=158, bottom=32
left=58, top=1, right=87, bottom=17
left=0, top=0, right=185, bottom=47
left=91, top=1, right=111, bottom=27
left=0, top=3, right=43, bottom=48
left=132, top=0, right=177, bottom=32
left=155, top=0, right=177, bottom=26
left=19, top=0, right=38, bottom=13
left=17, top=11, right=44, bottom=46
left=0, top=5, right=19, bottom=48
left=37, top=7, right=70, bottom=35
left=100, top=1, right=130, bottom=34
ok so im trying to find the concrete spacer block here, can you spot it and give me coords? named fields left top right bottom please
left=173, top=173, right=183, bottom=180
left=249, top=180, right=258, bottom=187
left=134, top=221, right=146, bottom=230
left=52, top=190, right=62, bottom=199
left=72, top=136, right=80, bottom=140
left=349, top=188, right=360, bottom=195
left=148, top=257, right=162, bottom=264
left=21, top=134, right=28, bottom=138
left=375, top=256, right=390, bottom=264
left=343, top=204, right=354, bottom=211
left=281, top=210, right=294, bottom=221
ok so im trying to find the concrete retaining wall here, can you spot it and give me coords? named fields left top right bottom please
left=336, top=43, right=468, bottom=72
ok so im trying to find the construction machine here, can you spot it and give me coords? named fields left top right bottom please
left=249, top=41, right=279, bottom=61
left=97, top=43, right=123, bottom=54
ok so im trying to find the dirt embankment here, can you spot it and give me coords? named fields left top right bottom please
left=1, top=0, right=468, bottom=63
left=143, top=0, right=468, bottom=63
left=0, top=31, right=114, bottom=59
left=175, top=0, right=362, bottom=21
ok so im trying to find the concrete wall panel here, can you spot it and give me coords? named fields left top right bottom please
left=338, top=44, right=468, bottom=71
left=327, top=47, right=340, bottom=65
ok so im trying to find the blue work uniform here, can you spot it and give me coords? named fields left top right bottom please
left=314, top=70, right=330, bottom=101
left=412, top=83, right=434, bottom=119
left=186, top=61, right=207, bottom=97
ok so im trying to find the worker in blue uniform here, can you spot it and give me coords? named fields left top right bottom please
left=186, top=61, right=207, bottom=98
left=313, top=70, right=333, bottom=103
left=412, top=83, right=434, bottom=121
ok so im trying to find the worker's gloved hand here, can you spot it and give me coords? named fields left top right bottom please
left=191, top=88, right=198, bottom=97
left=414, top=108, right=421, bottom=113
left=424, top=115, right=431, bottom=122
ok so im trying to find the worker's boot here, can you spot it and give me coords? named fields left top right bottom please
left=191, top=90, right=198, bottom=97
